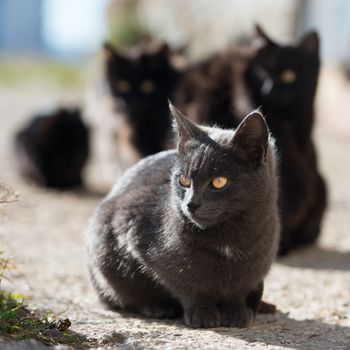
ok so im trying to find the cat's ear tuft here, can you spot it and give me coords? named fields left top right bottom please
left=156, top=41, right=170, bottom=55
left=232, top=110, right=269, bottom=163
left=254, top=24, right=277, bottom=48
left=299, top=31, right=319, bottom=55
left=169, top=101, right=204, bottom=150
left=103, top=42, right=117, bottom=60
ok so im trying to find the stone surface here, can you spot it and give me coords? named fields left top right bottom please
left=0, top=68, right=350, bottom=349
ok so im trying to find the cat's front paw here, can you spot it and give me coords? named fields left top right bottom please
left=141, top=301, right=182, bottom=319
left=221, top=306, right=254, bottom=328
left=184, top=306, right=221, bottom=328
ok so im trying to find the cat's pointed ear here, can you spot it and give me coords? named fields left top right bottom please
left=103, top=42, right=117, bottom=61
left=169, top=101, right=205, bottom=150
left=232, top=110, right=269, bottom=163
left=299, top=31, right=319, bottom=55
left=254, top=24, right=278, bottom=48
left=156, top=41, right=170, bottom=55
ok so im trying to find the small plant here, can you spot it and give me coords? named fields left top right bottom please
left=0, top=252, right=92, bottom=347
left=0, top=180, right=18, bottom=204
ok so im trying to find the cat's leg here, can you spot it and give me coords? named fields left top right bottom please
left=220, top=282, right=263, bottom=328
left=292, top=174, right=327, bottom=246
left=181, top=282, right=263, bottom=328
left=182, top=298, right=222, bottom=328
left=278, top=227, right=293, bottom=256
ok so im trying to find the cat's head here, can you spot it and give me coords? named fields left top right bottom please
left=103, top=42, right=179, bottom=120
left=170, top=103, right=274, bottom=230
left=248, top=25, right=320, bottom=108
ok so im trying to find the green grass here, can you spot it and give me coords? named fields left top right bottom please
left=0, top=253, right=93, bottom=348
left=0, top=60, right=86, bottom=88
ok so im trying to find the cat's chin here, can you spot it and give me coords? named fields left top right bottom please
left=181, top=209, right=214, bottom=230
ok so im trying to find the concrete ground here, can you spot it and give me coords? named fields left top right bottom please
left=0, top=67, right=349, bottom=349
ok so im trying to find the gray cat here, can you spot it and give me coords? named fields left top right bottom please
left=87, top=104, right=280, bottom=328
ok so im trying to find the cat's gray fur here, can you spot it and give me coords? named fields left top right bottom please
left=87, top=104, right=280, bottom=328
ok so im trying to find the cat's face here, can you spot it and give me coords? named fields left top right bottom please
left=170, top=104, right=270, bottom=229
left=249, top=25, right=320, bottom=108
left=104, top=42, right=177, bottom=120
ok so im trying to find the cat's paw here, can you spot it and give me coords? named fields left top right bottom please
left=141, top=302, right=182, bottom=319
left=184, top=306, right=221, bottom=328
left=221, top=306, right=254, bottom=328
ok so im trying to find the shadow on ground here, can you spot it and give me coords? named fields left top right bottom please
left=278, top=246, right=350, bottom=271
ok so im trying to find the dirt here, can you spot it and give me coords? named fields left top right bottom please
left=0, top=67, right=350, bottom=349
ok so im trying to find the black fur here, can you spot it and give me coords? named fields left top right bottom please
left=246, top=25, right=327, bottom=254
left=15, top=107, right=90, bottom=188
left=104, top=42, right=181, bottom=159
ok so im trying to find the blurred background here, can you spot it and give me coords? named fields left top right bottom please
left=1, top=0, right=350, bottom=130
left=1, top=0, right=349, bottom=185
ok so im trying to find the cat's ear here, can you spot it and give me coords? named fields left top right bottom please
left=169, top=101, right=205, bottom=151
left=155, top=41, right=170, bottom=55
left=103, top=42, right=119, bottom=61
left=254, top=24, right=278, bottom=48
left=299, top=31, right=319, bottom=55
left=232, top=111, right=269, bottom=163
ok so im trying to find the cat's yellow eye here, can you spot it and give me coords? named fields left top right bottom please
left=211, top=177, right=228, bottom=190
left=140, top=80, right=155, bottom=93
left=179, top=175, right=191, bottom=187
left=115, top=80, right=131, bottom=93
left=280, top=69, right=296, bottom=84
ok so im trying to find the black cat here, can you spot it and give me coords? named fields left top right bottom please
left=176, top=26, right=327, bottom=255
left=246, top=25, right=327, bottom=254
left=87, top=104, right=280, bottom=328
left=103, top=42, right=182, bottom=165
left=15, top=107, right=90, bottom=188
left=175, top=45, right=253, bottom=129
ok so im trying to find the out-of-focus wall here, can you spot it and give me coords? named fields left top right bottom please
left=0, top=0, right=44, bottom=54
left=136, top=0, right=299, bottom=57
left=299, top=0, right=350, bottom=63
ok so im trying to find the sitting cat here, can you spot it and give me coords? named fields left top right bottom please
left=176, top=26, right=327, bottom=255
left=103, top=41, right=182, bottom=170
left=246, top=26, right=327, bottom=254
left=15, top=107, right=90, bottom=188
left=87, top=104, right=280, bottom=328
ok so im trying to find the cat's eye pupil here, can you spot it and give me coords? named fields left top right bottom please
left=116, top=80, right=130, bottom=93
left=179, top=175, right=191, bottom=187
left=280, top=69, right=296, bottom=84
left=140, top=80, right=155, bottom=93
left=211, top=177, right=228, bottom=190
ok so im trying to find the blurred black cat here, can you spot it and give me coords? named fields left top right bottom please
left=15, top=107, right=90, bottom=188
left=176, top=26, right=327, bottom=255
left=87, top=104, right=279, bottom=328
left=175, top=45, right=253, bottom=129
left=246, top=26, right=327, bottom=254
left=103, top=41, right=182, bottom=166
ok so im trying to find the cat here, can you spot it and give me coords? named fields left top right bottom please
left=86, top=104, right=280, bottom=328
left=175, top=44, right=253, bottom=129
left=176, top=25, right=327, bottom=255
left=103, top=41, right=182, bottom=169
left=14, top=107, right=90, bottom=188
left=246, top=25, right=327, bottom=254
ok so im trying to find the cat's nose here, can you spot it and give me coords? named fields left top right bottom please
left=187, top=201, right=201, bottom=214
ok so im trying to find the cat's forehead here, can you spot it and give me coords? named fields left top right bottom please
left=180, top=128, right=235, bottom=174
left=258, top=46, right=306, bottom=68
